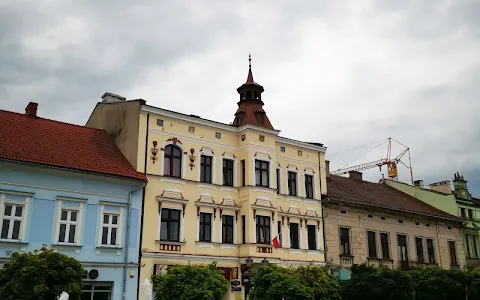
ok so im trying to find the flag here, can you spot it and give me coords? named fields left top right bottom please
left=272, top=234, right=281, bottom=249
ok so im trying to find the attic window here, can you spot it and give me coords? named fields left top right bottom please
left=340, top=210, right=346, bottom=214
left=398, top=220, right=403, bottom=224
left=368, top=215, right=373, bottom=218
left=381, top=217, right=386, bottom=220
left=415, top=222, right=420, bottom=225
left=255, top=112, right=265, bottom=124
left=426, top=224, right=430, bottom=227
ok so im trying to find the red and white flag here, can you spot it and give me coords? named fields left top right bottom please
left=272, top=233, right=281, bottom=249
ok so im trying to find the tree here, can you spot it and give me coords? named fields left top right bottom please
left=152, top=263, right=228, bottom=300
left=292, top=266, right=342, bottom=300
left=0, top=246, right=84, bottom=300
left=409, top=267, right=464, bottom=300
left=342, top=264, right=414, bottom=300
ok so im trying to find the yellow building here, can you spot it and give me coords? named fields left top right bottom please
left=86, top=61, right=328, bottom=299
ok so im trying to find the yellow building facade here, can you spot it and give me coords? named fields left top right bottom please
left=87, top=65, right=327, bottom=299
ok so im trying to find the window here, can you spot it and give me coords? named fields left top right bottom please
left=287, top=171, right=297, bottom=196
left=466, top=235, right=479, bottom=258
left=307, top=224, right=317, bottom=250
left=101, top=213, right=120, bottom=246
left=367, top=231, right=377, bottom=258
left=199, top=212, right=212, bottom=242
left=449, top=241, right=458, bottom=265
left=164, top=145, right=182, bottom=178
left=160, top=209, right=180, bottom=242
left=242, top=215, right=246, bottom=243
left=241, top=160, right=246, bottom=187
left=58, top=209, right=78, bottom=244
left=256, top=215, right=271, bottom=244
left=82, top=283, right=112, bottom=300
left=200, top=155, right=213, bottom=183
left=222, top=215, right=234, bottom=244
left=305, top=175, right=314, bottom=199
left=426, top=238, right=435, bottom=263
left=380, top=232, right=390, bottom=259
left=415, top=237, right=425, bottom=263
left=276, top=169, right=281, bottom=194
left=460, top=208, right=466, bottom=218
left=289, top=223, right=300, bottom=249
left=0, top=203, right=24, bottom=240
left=340, top=227, right=351, bottom=256
left=223, top=159, right=234, bottom=186
left=397, top=234, right=408, bottom=262
left=468, top=209, right=474, bottom=219
left=278, top=221, right=282, bottom=247
left=255, top=160, right=269, bottom=187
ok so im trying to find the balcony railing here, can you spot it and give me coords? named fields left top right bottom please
left=340, top=255, right=354, bottom=266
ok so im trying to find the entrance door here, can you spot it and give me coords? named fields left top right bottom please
left=82, top=282, right=113, bottom=300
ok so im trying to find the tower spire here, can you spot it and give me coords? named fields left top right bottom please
left=246, top=54, right=254, bottom=84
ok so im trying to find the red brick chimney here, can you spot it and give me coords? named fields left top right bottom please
left=25, top=102, right=38, bottom=118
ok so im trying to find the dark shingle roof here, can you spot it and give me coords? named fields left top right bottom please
left=327, top=175, right=461, bottom=222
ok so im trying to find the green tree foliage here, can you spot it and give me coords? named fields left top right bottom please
left=152, top=263, right=228, bottom=300
left=0, top=246, right=84, bottom=300
left=410, top=267, right=465, bottom=300
left=342, top=264, right=414, bottom=300
left=250, top=265, right=341, bottom=300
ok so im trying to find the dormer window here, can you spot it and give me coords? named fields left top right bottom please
left=255, top=112, right=265, bottom=124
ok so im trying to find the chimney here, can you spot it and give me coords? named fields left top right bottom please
left=25, top=102, right=38, bottom=118
left=101, top=92, right=126, bottom=103
left=429, top=180, right=452, bottom=194
left=414, top=180, right=423, bottom=188
left=349, top=171, right=363, bottom=181
left=325, top=160, right=330, bottom=177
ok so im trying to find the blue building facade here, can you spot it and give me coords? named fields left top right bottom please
left=0, top=161, right=145, bottom=300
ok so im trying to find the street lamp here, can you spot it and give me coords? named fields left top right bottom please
left=261, top=258, right=269, bottom=267
left=243, top=257, right=254, bottom=300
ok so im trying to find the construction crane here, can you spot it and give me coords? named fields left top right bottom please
left=330, top=138, right=414, bottom=185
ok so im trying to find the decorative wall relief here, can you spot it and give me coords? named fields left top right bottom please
left=151, top=141, right=159, bottom=164
left=188, top=148, right=196, bottom=170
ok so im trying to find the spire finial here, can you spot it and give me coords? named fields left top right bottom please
left=249, top=54, right=252, bottom=69
left=246, top=54, right=254, bottom=84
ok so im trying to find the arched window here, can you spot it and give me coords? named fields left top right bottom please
left=164, top=145, right=182, bottom=178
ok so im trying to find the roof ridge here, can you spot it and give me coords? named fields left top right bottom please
left=0, top=109, right=105, bottom=132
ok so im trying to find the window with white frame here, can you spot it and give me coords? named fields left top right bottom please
left=58, top=209, right=79, bottom=244
left=101, top=212, right=121, bottom=246
left=0, top=203, right=24, bottom=240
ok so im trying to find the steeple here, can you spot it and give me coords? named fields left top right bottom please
left=233, top=55, right=273, bottom=129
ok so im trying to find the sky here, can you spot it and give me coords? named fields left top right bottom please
left=1, top=0, right=480, bottom=196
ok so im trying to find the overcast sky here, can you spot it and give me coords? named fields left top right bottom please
left=1, top=0, right=479, bottom=196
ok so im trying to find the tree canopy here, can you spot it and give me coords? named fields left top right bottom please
left=0, top=246, right=84, bottom=300
left=152, top=263, right=228, bottom=300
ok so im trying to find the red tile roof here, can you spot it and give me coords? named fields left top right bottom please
left=0, top=107, right=146, bottom=181
left=327, top=175, right=461, bottom=222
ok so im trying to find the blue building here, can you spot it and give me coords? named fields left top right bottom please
left=0, top=103, right=147, bottom=300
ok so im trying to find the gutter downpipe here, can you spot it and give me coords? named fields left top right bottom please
left=135, top=112, right=150, bottom=299
left=318, top=151, right=328, bottom=267
left=123, top=182, right=146, bottom=300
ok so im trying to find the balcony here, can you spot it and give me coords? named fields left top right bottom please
left=340, top=255, right=354, bottom=267
left=398, top=260, right=415, bottom=271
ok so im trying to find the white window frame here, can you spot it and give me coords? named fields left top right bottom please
left=252, top=152, right=274, bottom=188
left=220, top=212, right=236, bottom=244
left=160, top=141, right=187, bottom=179
left=286, top=168, right=300, bottom=197
left=306, top=222, right=319, bottom=251
left=288, top=221, right=301, bottom=249
left=197, top=209, right=215, bottom=243
left=98, top=205, right=124, bottom=247
left=54, top=199, right=85, bottom=245
left=198, top=147, right=216, bottom=184
left=0, top=193, right=31, bottom=241
left=158, top=202, right=185, bottom=242
left=220, top=157, right=237, bottom=187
